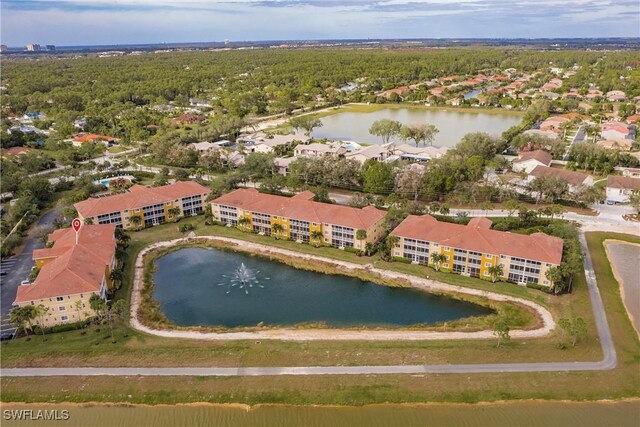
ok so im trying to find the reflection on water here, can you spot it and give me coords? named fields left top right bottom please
left=2, top=401, right=639, bottom=427
left=312, top=107, right=522, bottom=146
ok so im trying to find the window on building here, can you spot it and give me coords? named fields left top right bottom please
left=56, top=297, right=64, bottom=302
left=486, top=254, right=493, bottom=259
left=61, top=316, right=68, bottom=321
left=485, top=263, right=491, bottom=267
left=59, top=306, right=66, bottom=311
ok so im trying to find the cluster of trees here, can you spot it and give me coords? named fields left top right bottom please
left=568, top=142, right=640, bottom=174
left=5, top=48, right=636, bottom=145
left=368, top=119, right=439, bottom=146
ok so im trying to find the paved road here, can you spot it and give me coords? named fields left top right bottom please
left=0, top=210, right=60, bottom=327
left=0, top=231, right=618, bottom=377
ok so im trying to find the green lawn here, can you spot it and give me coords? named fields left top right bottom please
left=1, top=228, right=638, bottom=405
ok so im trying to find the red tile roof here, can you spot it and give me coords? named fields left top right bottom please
left=74, top=181, right=211, bottom=218
left=15, top=224, right=116, bottom=303
left=72, top=133, right=117, bottom=143
left=529, top=165, right=591, bottom=187
left=391, top=215, right=563, bottom=264
left=212, top=188, right=386, bottom=230
left=2, top=146, right=32, bottom=157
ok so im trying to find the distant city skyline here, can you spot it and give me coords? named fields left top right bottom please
left=1, top=0, right=639, bottom=46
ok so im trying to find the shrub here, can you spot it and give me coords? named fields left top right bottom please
left=525, top=283, right=553, bottom=293
left=343, top=246, right=360, bottom=254
left=392, top=256, right=413, bottom=264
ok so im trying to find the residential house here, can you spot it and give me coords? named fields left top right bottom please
left=512, top=150, right=553, bottom=174
left=626, top=114, right=640, bottom=125
left=345, top=144, right=394, bottom=164
left=528, top=165, right=594, bottom=192
left=390, top=215, right=563, bottom=287
left=540, top=78, right=563, bottom=92
left=585, top=89, right=603, bottom=101
left=379, top=86, right=410, bottom=99
left=606, top=90, right=626, bottom=102
left=71, top=133, right=119, bottom=148
left=622, top=168, right=640, bottom=179
left=243, top=133, right=309, bottom=154
left=600, top=122, right=634, bottom=142
left=522, top=129, right=560, bottom=140
left=539, top=116, right=571, bottom=134
left=294, top=142, right=345, bottom=157
left=596, top=139, right=633, bottom=151
left=173, top=113, right=205, bottom=125
left=392, top=144, right=448, bottom=163
left=190, top=141, right=218, bottom=153
left=1, top=146, right=32, bottom=158
left=211, top=188, right=386, bottom=251
left=8, top=125, right=48, bottom=135
left=606, top=176, right=640, bottom=203
left=13, top=224, right=117, bottom=328
left=275, top=157, right=296, bottom=176
left=74, top=181, right=211, bottom=230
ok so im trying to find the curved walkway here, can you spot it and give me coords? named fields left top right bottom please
left=1, top=231, right=617, bottom=376
left=129, top=236, right=554, bottom=341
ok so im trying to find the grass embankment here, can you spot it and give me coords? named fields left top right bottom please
left=1, top=227, right=638, bottom=405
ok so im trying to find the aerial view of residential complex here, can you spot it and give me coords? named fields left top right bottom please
left=0, top=1, right=639, bottom=426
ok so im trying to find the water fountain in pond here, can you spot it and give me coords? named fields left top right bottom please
left=218, top=262, right=269, bottom=295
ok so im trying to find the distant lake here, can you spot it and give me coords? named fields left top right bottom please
left=312, top=107, right=522, bottom=147
left=152, top=247, right=491, bottom=328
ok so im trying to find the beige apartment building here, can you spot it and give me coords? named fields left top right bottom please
left=13, top=224, right=117, bottom=328
left=211, top=189, right=386, bottom=250
left=74, top=181, right=211, bottom=230
left=391, top=215, right=564, bottom=287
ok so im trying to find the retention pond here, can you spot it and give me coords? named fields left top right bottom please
left=152, top=247, right=492, bottom=328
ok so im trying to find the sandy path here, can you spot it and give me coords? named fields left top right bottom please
left=129, top=236, right=555, bottom=341
left=604, top=240, right=640, bottom=336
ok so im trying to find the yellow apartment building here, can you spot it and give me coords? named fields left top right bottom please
left=210, top=189, right=386, bottom=250
left=390, top=215, right=564, bottom=287
left=13, top=224, right=117, bottom=328
left=74, top=181, right=211, bottom=230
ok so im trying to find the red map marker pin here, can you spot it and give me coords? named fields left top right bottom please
left=72, top=218, right=82, bottom=233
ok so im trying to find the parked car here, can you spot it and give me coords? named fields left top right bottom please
left=0, top=330, right=15, bottom=341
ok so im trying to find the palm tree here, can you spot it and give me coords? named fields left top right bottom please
left=310, top=230, right=323, bottom=248
left=84, top=218, right=94, bottom=225
left=109, top=268, right=124, bottom=290
left=9, top=306, right=35, bottom=336
left=430, top=253, right=447, bottom=271
left=114, top=228, right=130, bottom=246
left=33, top=304, right=50, bottom=340
left=90, top=294, right=107, bottom=323
left=167, top=207, right=181, bottom=221
left=271, top=223, right=284, bottom=240
left=129, top=215, right=142, bottom=230
left=355, top=229, right=367, bottom=242
left=74, top=300, right=85, bottom=328
left=365, top=242, right=374, bottom=257
left=237, top=216, right=251, bottom=232
left=488, top=264, right=504, bottom=283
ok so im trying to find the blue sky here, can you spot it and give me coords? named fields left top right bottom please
left=1, top=0, right=639, bottom=46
